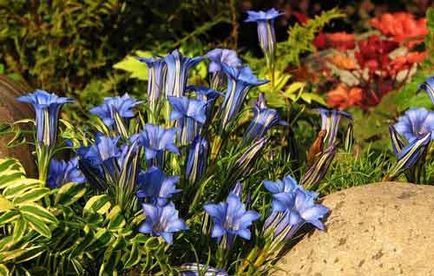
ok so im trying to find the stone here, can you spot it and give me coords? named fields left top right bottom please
left=274, top=182, right=434, bottom=276
left=0, top=75, right=37, bottom=177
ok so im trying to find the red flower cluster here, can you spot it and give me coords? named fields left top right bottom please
left=326, top=34, right=426, bottom=109
left=370, top=12, right=427, bottom=46
left=314, top=32, right=356, bottom=51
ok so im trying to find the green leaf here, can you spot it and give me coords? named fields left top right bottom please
left=0, top=196, right=13, bottom=212
left=113, top=55, right=148, bottom=80
left=19, top=204, right=58, bottom=225
left=21, top=211, right=52, bottom=238
left=107, top=206, right=126, bottom=230
left=84, top=195, right=111, bottom=215
left=284, top=81, right=305, bottom=96
left=124, top=243, right=141, bottom=268
left=0, top=210, right=19, bottom=225
left=0, top=264, right=9, bottom=275
left=13, top=188, right=50, bottom=205
left=13, top=218, right=27, bottom=242
left=55, top=183, right=86, bottom=206
left=300, top=93, right=326, bottom=105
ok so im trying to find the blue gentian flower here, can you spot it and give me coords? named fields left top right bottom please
left=139, top=202, right=188, bottom=244
left=318, top=108, right=352, bottom=146
left=220, top=64, right=268, bottom=131
left=393, top=108, right=434, bottom=143
left=84, top=135, right=122, bottom=166
left=168, top=96, right=207, bottom=144
left=263, top=175, right=301, bottom=212
left=187, top=86, right=222, bottom=124
left=206, top=48, right=241, bottom=73
left=131, top=124, right=179, bottom=166
left=244, top=93, right=285, bottom=143
left=47, top=157, right=86, bottom=188
left=137, top=57, right=166, bottom=106
left=90, top=94, right=142, bottom=135
left=203, top=193, right=260, bottom=244
left=245, top=9, right=282, bottom=58
left=17, top=89, right=73, bottom=147
left=180, top=263, right=228, bottom=276
left=164, top=49, right=203, bottom=97
left=137, top=166, right=181, bottom=206
left=418, top=76, right=434, bottom=105
left=185, top=136, right=208, bottom=186
left=289, top=189, right=329, bottom=231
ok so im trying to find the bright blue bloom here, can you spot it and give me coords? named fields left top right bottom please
left=203, top=193, right=260, bottom=243
left=139, top=202, right=188, bottom=244
left=131, top=124, right=179, bottom=163
left=394, top=108, right=434, bottom=143
left=289, top=189, right=329, bottom=230
left=137, top=57, right=166, bottom=105
left=187, top=86, right=222, bottom=124
left=168, top=96, right=207, bottom=144
left=244, top=93, right=285, bottom=143
left=47, top=157, right=86, bottom=188
left=164, top=49, right=203, bottom=97
left=17, top=89, right=73, bottom=147
left=137, top=166, right=181, bottom=206
left=185, top=136, right=208, bottom=186
left=220, top=64, right=268, bottom=130
left=318, top=108, right=352, bottom=146
left=245, top=9, right=282, bottom=58
left=264, top=175, right=301, bottom=212
left=84, top=136, right=122, bottom=166
left=90, top=93, right=142, bottom=128
left=168, top=96, right=207, bottom=124
left=180, top=263, right=228, bottom=276
left=418, top=76, right=434, bottom=105
left=206, top=48, right=241, bottom=73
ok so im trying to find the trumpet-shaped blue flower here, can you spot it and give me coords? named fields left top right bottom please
left=244, top=93, right=285, bottom=143
left=169, top=96, right=207, bottom=144
left=137, top=57, right=166, bottom=105
left=131, top=124, right=179, bottom=162
left=220, top=64, right=268, bottom=130
left=206, top=48, right=241, bottom=73
left=318, top=108, right=352, bottom=146
left=17, top=89, right=73, bottom=147
left=164, top=49, right=203, bottom=97
left=204, top=193, right=260, bottom=242
left=185, top=136, right=208, bottom=186
left=83, top=136, right=122, bottom=166
left=418, top=76, right=434, bottom=105
left=137, top=166, right=181, bottom=206
left=139, top=202, right=188, bottom=244
left=393, top=108, right=434, bottom=143
left=263, top=175, right=302, bottom=212
left=187, top=86, right=222, bottom=124
left=47, top=157, right=86, bottom=188
left=245, top=9, right=282, bottom=58
left=90, top=93, right=142, bottom=129
left=289, top=189, right=329, bottom=231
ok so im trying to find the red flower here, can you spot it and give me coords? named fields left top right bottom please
left=355, top=35, right=399, bottom=71
left=314, top=32, right=356, bottom=51
left=370, top=12, right=427, bottom=46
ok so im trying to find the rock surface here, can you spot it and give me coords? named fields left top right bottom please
left=274, top=182, right=434, bottom=276
left=0, top=76, right=36, bottom=176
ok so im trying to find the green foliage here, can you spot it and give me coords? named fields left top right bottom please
left=0, top=0, right=124, bottom=95
left=277, top=8, right=345, bottom=67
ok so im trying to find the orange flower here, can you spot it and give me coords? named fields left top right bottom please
left=328, top=53, right=357, bottom=70
left=390, top=51, right=427, bottom=74
left=327, top=84, right=363, bottom=109
left=370, top=12, right=427, bottom=45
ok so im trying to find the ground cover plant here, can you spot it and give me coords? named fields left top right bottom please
left=0, top=2, right=434, bottom=275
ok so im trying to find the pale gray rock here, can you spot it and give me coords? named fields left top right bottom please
left=274, top=182, right=434, bottom=276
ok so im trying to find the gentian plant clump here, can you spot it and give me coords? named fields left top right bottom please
left=0, top=8, right=355, bottom=276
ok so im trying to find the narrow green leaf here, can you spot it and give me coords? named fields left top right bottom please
left=0, top=196, right=13, bottom=212
left=124, top=243, right=141, bottom=268
left=107, top=206, right=126, bottom=230
left=55, top=182, right=86, bottom=206
left=22, top=211, right=51, bottom=238
left=13, top=188, right=50, bottom=205
left=13, top=218, right=27, bottom=242
left=0, top=264, right=9, bottom=275
left=84, top=195, right=111, bottom=215
left=20, top=204, right=58, bottom=224
left=0, top=210, right=19, bottom=225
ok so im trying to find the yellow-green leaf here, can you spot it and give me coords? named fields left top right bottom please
left=0, top=196, right=13, bottom=212
left=55, top=182, right=86, bottom=206
left=84, top=195, right=111, bottom=215
left=19, top=204, right=58, bottom=225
